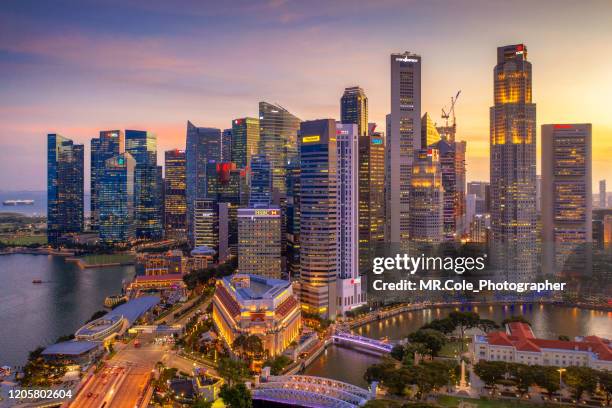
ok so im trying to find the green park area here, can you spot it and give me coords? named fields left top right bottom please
left=77, top=253, right=135, bottom=266
left=437, top=396, right=557, bottom=408
left=0, top=234, right=47, bottom=245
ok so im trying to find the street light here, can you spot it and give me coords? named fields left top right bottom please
left=557, top=368, right=567, bottom=388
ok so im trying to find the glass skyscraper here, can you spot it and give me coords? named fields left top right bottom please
left=258, top=102, right=300, bottom=198
left=541, top=124, right=592, bottom=276
left=359, top=124, right=385, bottom=271
left=388, top=52, right=422, bottom=245
left=490, top=44, right=537, bottom=280
left=231, top=117, right=259, bottom=170
left=340, top=86, right=368, bottom=137
left=126, top=129, right=162, bottom=240
left=409, top=148, right=444, bottom=244
left=249, top=154, right=272, bottom=208
left=99, top=152, right=136, bottom=243
left=90, top=130, right=124, bottom=231
left=164, top=149, right=187, bottom=240
left=299, top=119, right=338, bottom=319
left=186, top=121, right=221, bottom=245
left=47, top=134, right=84, bottom=244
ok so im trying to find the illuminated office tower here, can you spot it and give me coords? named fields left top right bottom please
left=157, top=166, right=164, bottom=232
left=258, top=102, right=300, bottom=198
left=468, top=181, right=490, bottom=215
left=336, top=123, right=364, bottom=314
left=340, top=87, right=368, bottom=136
left=600, top=180, right=607, bottom=208
left=249, top=154, right=272, bottom=208
left=541, top=124, right=592, bottom=275
left=359, top=124, right=385, bottom=270
left=470, top=214, right=491, bottom=244
left=429, top=138, right=467, bottom=240
left=238, top=208, right=281, bottom=279
left=125, top=130, right=162, bottom=239
left=206, top=162, right=247, bottom=257
left=194, top=198, right=218, bottom=251
left=186, top=121, right=221, bottom=245
left=489, top=44, right=537, bottom=280
left=221, top=128, right=232, bottom=162
left=409, top=149, right=444, bottom=244
left=99, top=153, right=136, bottom=243
left=231, top=117, right=260, bottom=170
left=47, top=134, right=84, bottom=244
left=164, top=149, right=187, bottom=240
left=91, top=130, right=124, bottom=230
left=388, top=52, right=422, bottom=244
left=286, top=159, right=301, bottom=280
left=299, top=119, right=338, bottom=319
left=421, top=113, right=441, bottom=147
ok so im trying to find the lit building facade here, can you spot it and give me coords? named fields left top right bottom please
left=91, top=130, right=124, bottom=231
left=409, top=149, right=444, bottom=244
left=99, top=153, right=136, bottom=243
left=238, top=208, right=281, bottom=279
left=186, top=121, right=221, bottom=245
left=249, top=154, right=272, bottom=208
left=299, top=119, right=338, bottom=319
left=473, top=322, right=612, bottom=371
left=47, top=134, right=84, bottom=244
left=340, top=86, right=368, bottom=136
left=286, top=159, right=301, bottom=280
left=164, top=149, right=187, bottom=240
left=126, top=130, right=162, bottom=240
left=541, top=124, right=592, bottom=276
left=258, top=102, right=300, bottom=198
left=489, top=44, right=537, bottom=280
left=359, top=124, right=385, bottom=271
left=231, top=117, right=260, bottom=170
left=212, top=274, right=302, bottom=357
left=421, top=112, right=441, bottom=147
left=388, top=52, right=422, bottom=244
left=336, top=123, right=364, bottom=314
left=429, top=139, right=467, bottom=240
left=222, top=128, right=232, bottom=162
left=194, top=198, right=219, bottom=251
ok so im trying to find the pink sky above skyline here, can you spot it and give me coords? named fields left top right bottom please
left=1, top=0, right=611, bottom=191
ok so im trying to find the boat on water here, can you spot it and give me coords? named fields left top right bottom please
left=32, top=279, right=43, bottom=284
left=3, top=199, right=35, bottom=206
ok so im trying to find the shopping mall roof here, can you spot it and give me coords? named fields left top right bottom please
left=107, top=295, right=160, bottom=325
left=42, top=341, right=102, bottom=356
left=223, top=274, right=289, bottom=302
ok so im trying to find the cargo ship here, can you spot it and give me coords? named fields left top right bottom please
left=2, top=199, right=35, bottom=206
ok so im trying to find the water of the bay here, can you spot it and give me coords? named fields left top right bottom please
left=0, top=254, right=134, bottom=367
left=304, top=303, right=612, bottom=387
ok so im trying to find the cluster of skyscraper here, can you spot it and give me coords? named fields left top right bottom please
left=47, top=44, right=603, bottom=318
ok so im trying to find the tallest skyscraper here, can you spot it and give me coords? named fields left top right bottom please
left=387, top=52, right=422, bottom=245
left=490, top=44, right=537, bottom=280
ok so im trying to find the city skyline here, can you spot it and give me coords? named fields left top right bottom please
left=1, top=1, right=612, bottom=191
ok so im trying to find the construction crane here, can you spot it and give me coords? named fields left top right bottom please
left=439, top=90, right=461, bottom=142
left=441, top=90, right=461, bottom=128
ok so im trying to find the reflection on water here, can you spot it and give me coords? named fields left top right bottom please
left=305, top=303, right=611, bottom=387
left=0, top=254, right=134, bottom=366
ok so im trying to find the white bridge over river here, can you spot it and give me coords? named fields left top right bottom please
left=331, top=331, right=394, bottom=355
left=253, top=375, right=374, bottom=407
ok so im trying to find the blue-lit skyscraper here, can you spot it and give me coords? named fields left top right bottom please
left=99, top=152, right=136, bottom=243
left=249, top=154, right=272, bottom=208
left=299, top=119, right=338, bottom=319
left=91, top=130, right=124, bottom=230
left=221, top=128, right=232, bottom=162
left=186, top=121, right=222, bottom=245
left=125, top=129, right=162, bottom=240
left=47, top=134, right=84, bottom=245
